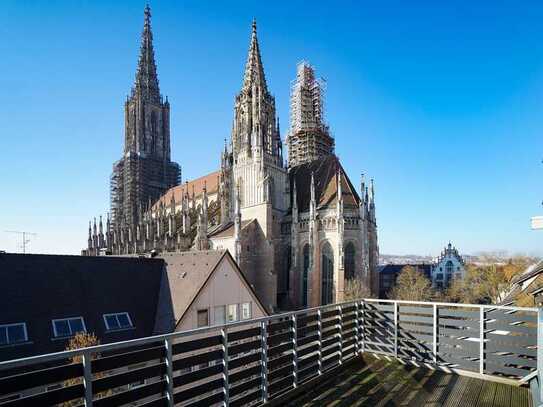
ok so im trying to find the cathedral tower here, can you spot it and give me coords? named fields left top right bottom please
left=110, top=5, right=181, bottom=228
left=286, top=62, right=334, bottom=168
left=228, top=20, right=287, bottom=217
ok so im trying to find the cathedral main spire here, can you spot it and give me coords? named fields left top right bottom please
left=133, top=4, right=160, bottom=103
left=242, top=19, right=268, bottom=93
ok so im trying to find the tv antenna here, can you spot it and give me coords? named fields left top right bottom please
left=4, top=230, right=37, bottom=254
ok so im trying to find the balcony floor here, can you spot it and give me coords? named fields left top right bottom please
left=284, top=354, right=532, bottom=407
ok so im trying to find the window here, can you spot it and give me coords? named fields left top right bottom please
left=446, top=261, right=454, bottom=275
left=103, top=313, right=133, bottom=331
left=321, top=242, right=334, bottom=305
left=227, top=304, right=239, bottom=322
left=241, top=303, right=251, bottom=320
left=344, top=243, right=356, bottom=280
left=436, top=273, right=443, bottom=280
left=52, top=317, right=86, bottom=338
left=214, top=306, right=226, bottom=325
left=0, top=323, right=28, bottom=346
left=197, top=309, right=209, bottom=328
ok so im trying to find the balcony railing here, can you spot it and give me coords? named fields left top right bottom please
left=0, top=299, right=539, bottom=406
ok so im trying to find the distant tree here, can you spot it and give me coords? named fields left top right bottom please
left=446, top=259, right=528, bottom=304
left=389, top=266, right=436, bottom=301
left=343, top=278, right=372, bottom=302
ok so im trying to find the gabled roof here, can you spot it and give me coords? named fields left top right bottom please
left=289, top=155, right=360, bottom=212
left=0, top=253, right=164, bottom=361
left=152, top=171, right=220, bottom=211
left=153, top=250, right=267, bottom=332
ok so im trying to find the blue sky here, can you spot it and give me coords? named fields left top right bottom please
left=1, top=1, right=543, bottom=256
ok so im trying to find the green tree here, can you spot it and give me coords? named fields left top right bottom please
left=389, top=266, right=436, bottom=301
left=343, top=278, right=372, bottom=302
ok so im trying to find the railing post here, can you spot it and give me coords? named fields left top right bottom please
left=82, top=351, right=93, bottom=407
left=538, top=308, right=543, bottom=402
left=393, top=301, right=398, bottom=358
left=164, top=338, right=174, bottom=407
left=317, top=309, right=323, bottom=375
left=338, top=305, right=343, bottom=365
left=479, top=306, right=485, bottom=375
left=432, top=304, right=438, bottom=364
left=292, top=314, right=298, bottom=387
left=222, top=328, right=229, bottom=407
left=355, top=302, right=360, bottom=355
left=360, top=300, right=365, bottom=354
left=260, top=321, right=268, bottom=403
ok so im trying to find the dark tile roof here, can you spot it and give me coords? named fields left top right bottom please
left=0, top=253, right=164, bottom=361
left=289, top=155, right=361, bottom=213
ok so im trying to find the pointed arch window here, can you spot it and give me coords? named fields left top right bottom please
left=302, top=244, right=310, bottom=307
left=345, top=242, right=356, bottom=280
left=321, top=242, right=334, bottom=305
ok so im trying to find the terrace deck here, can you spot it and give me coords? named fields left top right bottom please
left=283, top=354, right=532, bottom=407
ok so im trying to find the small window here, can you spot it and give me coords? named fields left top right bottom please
left=103, top=313, right=133, bottom=331
left=197, top=309, right=209, bottom=328
left=52, top=317, right=86, bottom=338
left=241, top=302, right=251, bottom=320
left=214, top=306, right=226, bottom=325
left=227, top=304, right=239, bottom=322
left=0, top=323, right=28, bottom=346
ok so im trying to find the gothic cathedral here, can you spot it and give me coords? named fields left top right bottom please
left=85, top=7, right=379, bottom=313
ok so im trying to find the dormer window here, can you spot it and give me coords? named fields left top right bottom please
left=0, top=323, right=28, bottom=346
left=52, top=317, right=86, bottom=338
left=103, top=313, right=133, bottom=331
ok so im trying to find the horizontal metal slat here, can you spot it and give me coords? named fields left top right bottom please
left=268, top=363, right=293, bottom=383
left=227, top=326, right=261, bottom=342
left=438, top=308, right=479, bottom=319
left=268, top=374, right=294, bottom=396
left=172, top=349, right=223, bottom=371
left=173, top=378, right=224, bottom=403
left=297, top=333, right=319, bottom=348
left=439, top=318, right=480, bottom=329
left=268, top=320, right=292, bottom=335
left=364, top=303, right=394, bottom=312
left=1, top=384, right=84, bottom=407
left=229, top=364, right=261, bottom=384
left=398, top=314, right=433, bottom=324
left=485, top=341, right=536, bottom=357
left=484, top=353, right=536, bottom=368
left=398, top=305, right=433, bottom=314
left=184, top=389, right=224, bottom=407
left=486, top=333, right=535, bottom=347
left=298, top=343, right=319, bottom=358
left=230, top=376, right=262, bottom=398
left=172, top=364, right=223, bottom=388
left=321, top=309, right=340, bottom=319
left=298, top=354, right=319, bottom=371
left=485, top=362, right=533, bottom=378
left=93, top=362, right=166, bottom=394
left=268, top=353, right=293, bottom=372
left=485, top=310, right=536, bottom=324
left=92, top=345, right=165, bottom=374
left=0, top=362, right=82, bottom=395
left=230, top=389, right=262, bottom=407
left=228, top=352, right=261, bottom=370
left=228, top=339, right=261, bottom=356
left=267, top=342, right=293, bottom=359
left=94, top=380, right=166, bottom=407
left=171, top=334, right=222, bottom=355
left=297, top=363, right=319, bottom=382
left=267, top=331, right=292, bottom=348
